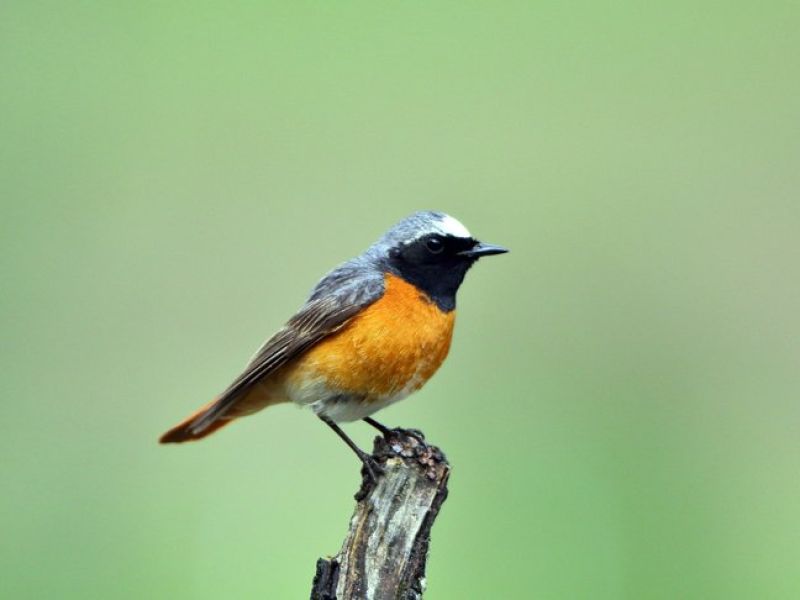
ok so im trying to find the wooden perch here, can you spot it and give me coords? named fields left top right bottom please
left=310, top=429, right=451, bottom=600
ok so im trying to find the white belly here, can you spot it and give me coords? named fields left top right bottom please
left=282, top=374, right=416, bottom=423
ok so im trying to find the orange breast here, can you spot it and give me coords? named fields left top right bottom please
left=287, top=273, right=456, bottom=398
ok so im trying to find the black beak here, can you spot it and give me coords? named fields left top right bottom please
left=457, top=241, right=509, bottom=258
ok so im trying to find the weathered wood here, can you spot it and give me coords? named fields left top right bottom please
left=310, top=429, right=450, bottom=600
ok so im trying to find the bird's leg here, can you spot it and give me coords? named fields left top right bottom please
left=363, top=416, right=426, bottom=445
left=362, top=416, right=393, bottom=437
left=319, top=415, right=383, bottom=482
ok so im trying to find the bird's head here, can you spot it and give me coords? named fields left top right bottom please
left=370, top=211, right=508, bottom=311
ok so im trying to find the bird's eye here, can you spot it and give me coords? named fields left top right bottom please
left=425, top=237, right=444, bottom=254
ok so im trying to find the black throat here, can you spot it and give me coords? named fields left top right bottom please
left=384, top=256, right=474, bottom=312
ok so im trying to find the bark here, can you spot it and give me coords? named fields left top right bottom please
left=310, top=429, right=450, bottom=600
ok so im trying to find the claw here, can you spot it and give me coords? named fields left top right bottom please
left=360, top=454, right=384, bottom=483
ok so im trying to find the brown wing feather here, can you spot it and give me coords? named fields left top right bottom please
left=159, top=257, right=384, bottom=444
left=184, top=296, right=368, bottom=436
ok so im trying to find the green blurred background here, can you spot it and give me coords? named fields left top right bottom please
left=2, top=2, right=799, bottom=598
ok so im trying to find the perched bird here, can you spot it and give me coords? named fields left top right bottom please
left=160, top=211, right=507, bottom=477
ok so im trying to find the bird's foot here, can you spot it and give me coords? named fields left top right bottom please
left=360, top=453, right=384, bottom=483
left=354, top=452, right=385, bottom=501
left=400, top=428, right=426, bottom=445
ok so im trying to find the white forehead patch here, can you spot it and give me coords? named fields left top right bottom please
left=434, top=214, right=472, bottom=239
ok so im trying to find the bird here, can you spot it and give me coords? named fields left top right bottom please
left=159, top=211, right=507, bottom=478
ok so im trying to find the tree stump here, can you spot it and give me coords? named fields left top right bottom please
left=310, top=429, right=451, bottom=600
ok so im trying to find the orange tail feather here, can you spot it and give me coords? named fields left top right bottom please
left=159, top=400, right=234, bottom=444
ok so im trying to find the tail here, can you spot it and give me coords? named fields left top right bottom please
left=159, top=399, right=235, bottom=444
